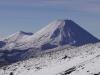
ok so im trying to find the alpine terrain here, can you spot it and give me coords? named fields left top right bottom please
left=0, top=19, right=99, bottom=75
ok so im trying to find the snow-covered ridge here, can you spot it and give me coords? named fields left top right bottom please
left=0, top=19, right=99, bottom=75
left=1, top=19, right=99, bottom=50
left=21, top=19, right=99, bottom=50
left=4, top=31, right=33, bottom=42
left=0, top=31, right=33, bottom=50
left=0, top=43, right=100, bottom=75
left=0, top=19, right=99, bottom=65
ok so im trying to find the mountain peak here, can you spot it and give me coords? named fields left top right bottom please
left=24, top=19, right=99, bottom=50
left=47, top=19, right=77, bottom=29
left=42, top=19, right=99, bottom=49
left=4, top=31, right=33, bottom=44
left=49, top=19, right=99, bottom=46
left=1, top=19, right=100, bottom=50
left=0, top=19, right=99, bottom=64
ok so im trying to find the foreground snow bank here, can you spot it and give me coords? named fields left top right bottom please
left=0, top=43, right=100, bottom=75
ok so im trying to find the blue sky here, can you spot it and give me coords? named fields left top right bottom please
left=0, top=0, right=100, bottom=39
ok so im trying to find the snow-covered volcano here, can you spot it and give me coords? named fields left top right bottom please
left=0, top=19, right=99, bottom=64
left=0, top=19, right=99, bottom=75
left=20, top=20, right=99, bottom=50
left=1, top=20, right=99, bottom=50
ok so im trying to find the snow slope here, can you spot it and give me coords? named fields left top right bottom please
left=0, top=19, right=99, bottom=75
left=2, top=31, right=33, bottom=50
left=0, top=19, right=99, bottom=65
left=0, top=43, right=100, bottom=75
left=18, top=20, right=99, bottom=50
left=0, top=31, right=33, bottom=64
left=1, top=20, right=99, bottom=50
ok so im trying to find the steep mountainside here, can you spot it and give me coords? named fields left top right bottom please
left=0, top=19, right=99, bottom=64
left=2, top=20, right=99, bottom=50
left=1, top=31, right=33, bottom=50
left=0, top=19, right=99, bottom=75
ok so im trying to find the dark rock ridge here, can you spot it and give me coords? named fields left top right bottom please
left=18, top=31, right=33, bottom=35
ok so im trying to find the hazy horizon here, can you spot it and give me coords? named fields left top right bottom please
left=0, top=0, right=100, bottom=39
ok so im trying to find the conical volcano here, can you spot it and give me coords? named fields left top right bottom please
left=58, top=20, right=99, bottom=45
left=23, top=20, right=99, bottom=50
left=0, top=19, right=99, bottom=64
left=1, top=20, right=99, bottom=50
